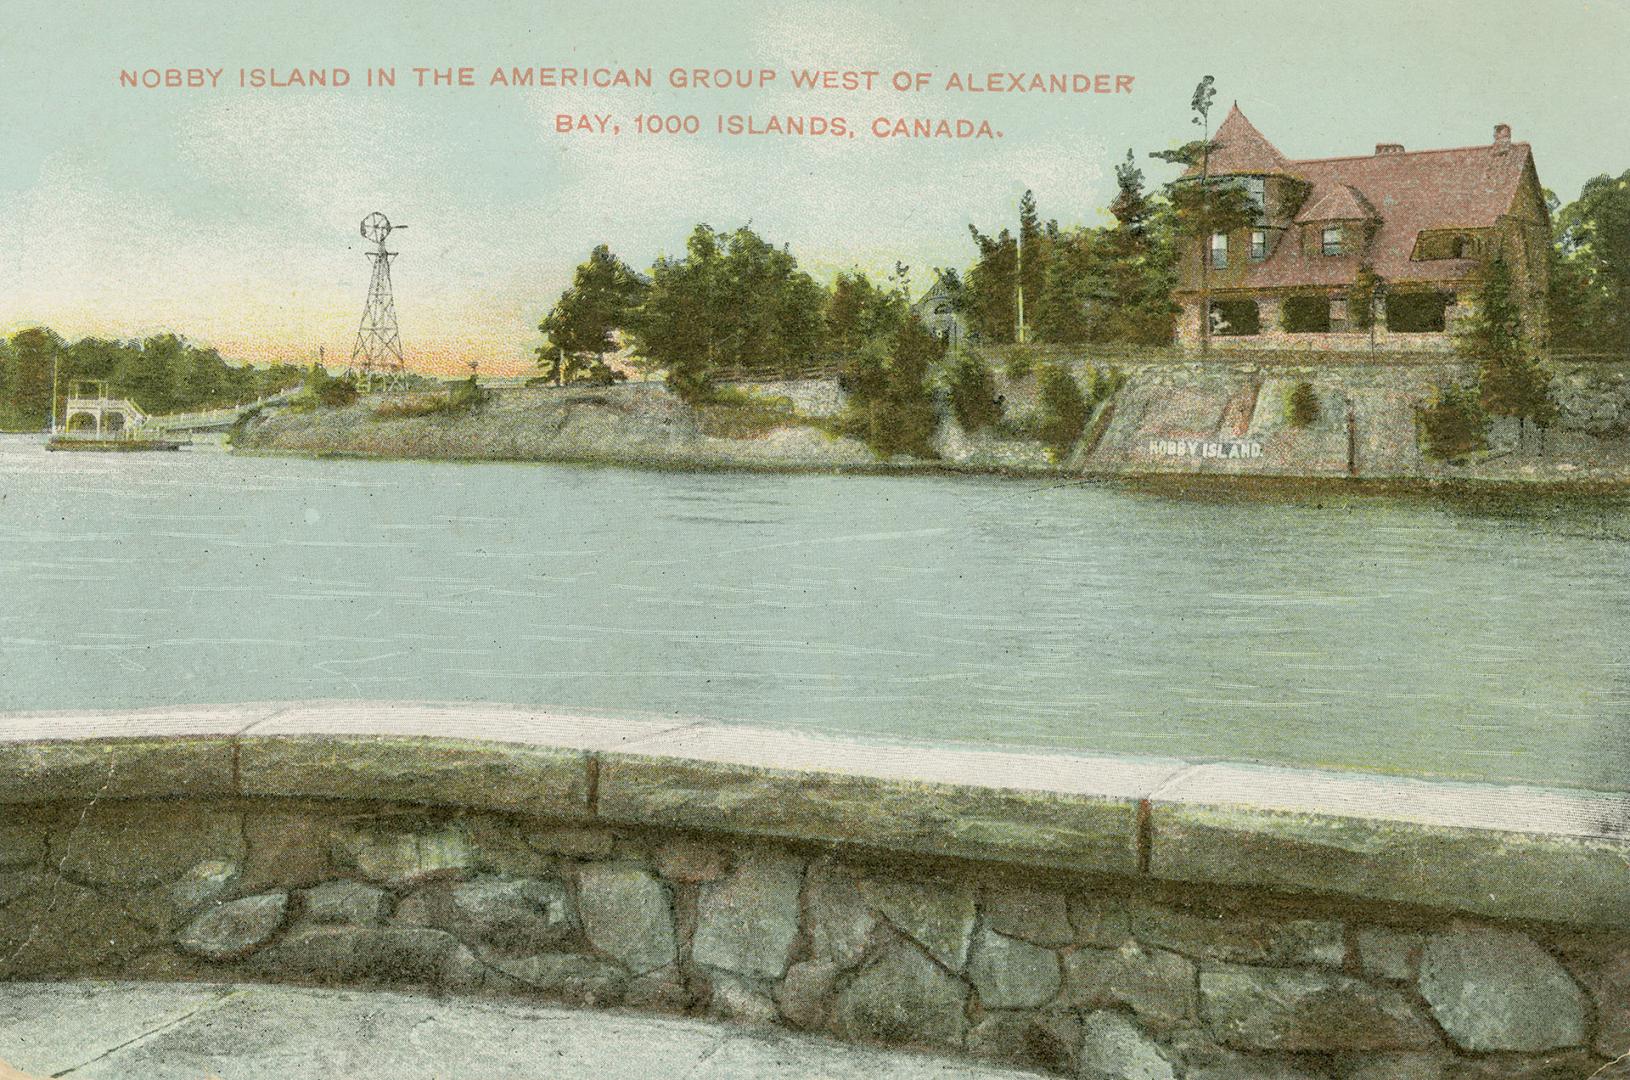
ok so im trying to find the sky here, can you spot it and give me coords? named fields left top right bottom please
left=2, top=0, right=1627, bottom=374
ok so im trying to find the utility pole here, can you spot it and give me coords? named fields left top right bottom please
left=1195, top=77, right=1216, bottom=358
left=49, top=351, right=60, bottom=435
left=1016, top=227, right=1026, bottom=344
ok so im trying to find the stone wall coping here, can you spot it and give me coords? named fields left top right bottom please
left=3, top=701, right=1629, bottom=927
left=1150, top=761, right=1630, bottom=840
left=606, top=721, right=1189, bottom=798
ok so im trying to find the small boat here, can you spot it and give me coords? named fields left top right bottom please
left=46, top=435, right=184, bottom=452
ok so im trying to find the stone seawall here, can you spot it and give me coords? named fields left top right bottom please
left=1078, top=357, right=1630, bottom=481
left=2, top=703, right=1628, bottom=1078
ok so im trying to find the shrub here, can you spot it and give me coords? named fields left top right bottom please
left=315, top=373, right=359, bottom=409
left=1036, top=364, right=1089, bottom=460
left=693, top=386, right=802, bottom=438
left=1086, top=365, right=1126, bottom=404
left=1417, top=384, right=1488, bottom=459
left=370, top=377, right=488, bottom=420
left=1004, top=349, right=1036, bottom=381
left=948, top=354, right=1002, bottom=434
left=1286, top=381, right=1321, bottom=428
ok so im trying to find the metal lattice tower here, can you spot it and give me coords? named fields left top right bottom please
left=349, top=211, right=407, bottom=390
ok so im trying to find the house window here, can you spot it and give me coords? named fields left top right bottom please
left=1322, top=226, right=1343, bottom=256
left=1245, top=178, right=1266, bottom=218
left=1386, top=291, right=1452, bottom=332
left=1413, top=232, right=1481, bottom=260
left=1283, top=295, right=1333, bottom=333
left=1209, top=300, right=1261, bottom=336
left=1250, top=230, right=1268, bottom=261
left=1210, top=232, right=1228, bottom=269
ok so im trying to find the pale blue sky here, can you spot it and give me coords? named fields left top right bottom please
left=2, top=0, right=1626, bottom=370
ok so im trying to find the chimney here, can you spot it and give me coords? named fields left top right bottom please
left=1493, top=123, right=1512, bottom=151
left=1374, top=143, right=1404, bottom=155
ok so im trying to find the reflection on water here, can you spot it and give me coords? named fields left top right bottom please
left=2, top=434, right=1627, bottom=791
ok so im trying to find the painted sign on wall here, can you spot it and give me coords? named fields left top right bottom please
left=1143, top=438, right=1265, bottom=459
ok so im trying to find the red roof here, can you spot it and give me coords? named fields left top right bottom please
left=1197, top=104, right=1289, bottom=176
left=1180, top=107, right=1541, bottom=291
left=1295, top=183, right=1376, bottom=223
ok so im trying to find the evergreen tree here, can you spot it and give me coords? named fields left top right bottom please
left=539, top=244, right=648, bottom=384
left=825, top=272, right=906, bottom=358
left=1034, top=229, right=1097, bottom=346
left=964, top=225, right=1018, bottom=343
left=1109, top=149, right=1155, bottom=235
left=1286, top=382, right=1321, bottom=428
left=1034, top=152, right=1176, bottom=347
left=839, top=315, right=942, bottom=458
left=947, top=353, right=1002, bottom=434
left=4, top=328, right=63, bottom=428
left=632, top=223, right=828, bottom=399
left=1017, top=190, right=1051, bottom=341
left=635, top=225, right=730, bottom=402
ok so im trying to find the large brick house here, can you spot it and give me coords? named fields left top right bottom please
left=1174, top=105, right=1550, bottom=352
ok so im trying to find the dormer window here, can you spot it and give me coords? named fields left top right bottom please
left=1322, top=226, right=1343, bottom=256
left=1250, top=230, right=1267, bottom=261
left=1412, top=231, right=1483, bottom=261
left=1211, top=232, right=1229, bottom=269
left=1245, top=177, right=1266, bottom=218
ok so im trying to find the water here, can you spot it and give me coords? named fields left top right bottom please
left=3, top=434, right=1628, bottom=791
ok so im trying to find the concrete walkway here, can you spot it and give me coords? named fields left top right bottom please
left=0, top=982, right=1040, bottom=1079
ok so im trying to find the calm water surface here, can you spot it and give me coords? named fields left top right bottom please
left=2, top=434, right=1627, bottom=791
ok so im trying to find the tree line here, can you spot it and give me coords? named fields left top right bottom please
left=0, top=328, right=306, bottom=431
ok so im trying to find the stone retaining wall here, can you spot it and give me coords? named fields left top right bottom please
left=2, top=703, right=1628, bottom=1079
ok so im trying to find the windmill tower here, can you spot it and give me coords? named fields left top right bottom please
left=350, top=211, right=407, bottom=390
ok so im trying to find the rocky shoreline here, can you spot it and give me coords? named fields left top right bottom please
left=232, top=361, right=1630, bottom=489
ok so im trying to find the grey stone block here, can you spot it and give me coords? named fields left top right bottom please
left=692, top=851, right=802, bottom=980
left=1147, top=764, right=1630, bottom=929
left=329, top=818, right=475, bottom=887
left=302, top=879, right=392, bottom=926
left=1077, top=1010, right=1177, bottom=1080
left=804, top=861, right=875, bottom=969
left=1063, top=941, right=1198, bottom=1029
left=247, top=925, right=469, bottom=988
left=450, top=875, right=576, bottom=950
left=982, top=882, right=1073, bottom=948
left=858, top=876, right=976, bottom=972
left=238, top=735, right=592, bottom=817
left=576, top=862, right=676, bottom=975
left=596, top=726, right=1177, bottom=876
left=1199, top=963, right=1439, bottom=1052
left=773, top=959, right=838, bottom=1030
left=1131, top=903, right=1343, bottom=968
left=832, top=939, right=969, bottom=1050
left=489, top=952, right=628, bottom=1006
left=1418, top=926, right=1588, bottom=1052
left=967, top=927, right=1060, bottom=1009
left=176, top=892, right=289, bottom=961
